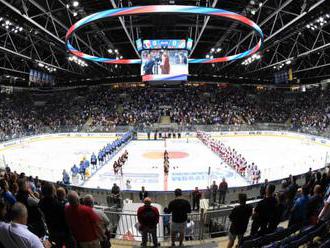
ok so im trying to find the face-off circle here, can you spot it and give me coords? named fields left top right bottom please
left=65, top=5, right=264, bottom=64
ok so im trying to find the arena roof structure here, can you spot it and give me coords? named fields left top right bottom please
left=0, top=0, right=329, bottom=85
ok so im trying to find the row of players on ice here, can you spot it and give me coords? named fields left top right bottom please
left=197, top=131, right=261, bottom=184
left=63, top=132, right=132, bottom=184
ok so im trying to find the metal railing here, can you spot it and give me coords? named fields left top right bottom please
left=101, top=200, right=261, bottom=242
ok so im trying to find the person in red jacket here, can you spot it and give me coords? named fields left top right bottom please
left=137, top=197, right=160, bottom=247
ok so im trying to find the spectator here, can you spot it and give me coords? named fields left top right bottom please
left=139, top=186, right=149, bottom=202
left=219, top=178, right=228, bottom=204
left=318, top=194, right=330, bottom=222
left=16, top=178, right=45, bottom=237
left=56, top=187, right=67, bottom=206
left=0, top=202, right=50, bottom=248
left=251, top=184, right=277, bottom=236
left=168, top=188, right=191, bottom=247
left=83, top=194, right=111, bottom=248
left=211, top=181, right=218, bottom=204
left=306, top=185, right=323, bottom=225
left=305, top=168, right=313, bottom=184
left=0, top=179, right=16, bottom=207
left=192, top=187, right=201, bottom=211
left=185, top=218, right=195, bottom=241
left=64, top=191, right=102, bottom=248
left=39, top=182, right=74, bottom=248
left=227, top=193, right=252, bottom=248
left=137, top=197, right=160, bottom=247
left=163, top=207, right=170, bottom=236
left=289, top=184, right=310, bottom=227
left=259, top=179, right=268, bottom=198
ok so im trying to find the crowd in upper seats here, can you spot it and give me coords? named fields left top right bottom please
left=1, top=86, right=330, bottom=141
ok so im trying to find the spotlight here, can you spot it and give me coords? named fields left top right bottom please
left=73, top=12, right=78, bottom=17
left=108, top=49, right=113, bottom=53
left=72, top=1, right=79, bottom=7
left=114, top=49, right=119, bottom=54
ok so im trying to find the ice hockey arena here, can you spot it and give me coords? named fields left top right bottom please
left=0, top=0, right=330, bottom=247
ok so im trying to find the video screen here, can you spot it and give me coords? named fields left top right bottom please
left=141, top=50, right=188, bottom=81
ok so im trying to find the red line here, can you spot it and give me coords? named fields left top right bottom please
left=164, top=174, right=168, bottom=191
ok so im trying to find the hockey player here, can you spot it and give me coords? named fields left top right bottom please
left=90, top=153, right=97, bottom=169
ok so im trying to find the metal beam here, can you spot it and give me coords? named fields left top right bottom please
left=0, top=45, right=81, bottom=74
left=109, top=0, right=141, bottom=58
left=218, top=0, right=327, bottom=72
left=189, top=0, right=218, bottom=56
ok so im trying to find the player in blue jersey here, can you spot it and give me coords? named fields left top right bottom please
left=71, top=164, right=79, bottom=177
left=98, top=150, right=104, bottom=166
left=79, top=161, right=86, bottom=181
left=90, top=153, right=97, bottom=169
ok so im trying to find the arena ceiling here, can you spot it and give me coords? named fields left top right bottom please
left=0, top=0, right=329, bottom=85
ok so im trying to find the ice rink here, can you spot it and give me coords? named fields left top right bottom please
left=83, top=138, right=247, bottom=191
left=1, top=132, right=330, bottom=191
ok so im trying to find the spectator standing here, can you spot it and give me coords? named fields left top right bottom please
left=139, top=186, right=149, bottom=202
left=227, top=193, right=252, bottom=248
left=168, top=188, right=191, bottom=247
left=137, top=197, right=160, bottom=247
left=64, top=191, right=101, bottom=248
left=305, top=168, right=313, bottom=184
left=219, top=178, right=228, bottom=204
left=0, top=202, right=50, bottom=248
left=39, top=182, right=74, bottom=248
left=306, top=185, right=323, bottom=225
left=251, top=184, right=277, bottom=236
left=0, top=179, right=16, bottom=207
left=211, top=181, right=218, bottom=204
left=192, top=187, right=201, bottom=211
left=289, top=185, right=310, bottom=227
left=259, top=179, right=269, bottom=198
left=163, top=207, right=170, bottom=236
left=83, top=195, right=111, bottom=248
left=16, top=178, right=45, bottom=237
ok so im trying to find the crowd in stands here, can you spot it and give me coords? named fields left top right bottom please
left=227, top=167, right=330, bottom=248
left=0, top=162, right=329, bottom=247
left=0, top=166, right=111, bottom=248
left=1, top=86, right=330, bottom=141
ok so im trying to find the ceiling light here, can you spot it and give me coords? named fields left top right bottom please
left=73, top=12, right=78, bottom=17
left=72, top=1, right=79, bottom=7
left=108, top=49, right=113, bottom=53
left=216, top=48, right=221, bottom=53
left=114, top=49, right=119, bottom=54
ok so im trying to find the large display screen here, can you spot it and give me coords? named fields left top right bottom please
left=141, top=50, right=188, bottom=81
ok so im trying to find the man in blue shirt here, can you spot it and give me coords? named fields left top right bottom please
left=289, top=184, right=310, bottom=227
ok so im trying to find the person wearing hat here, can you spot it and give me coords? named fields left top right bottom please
left=137, top=197, right=160, bottom=247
